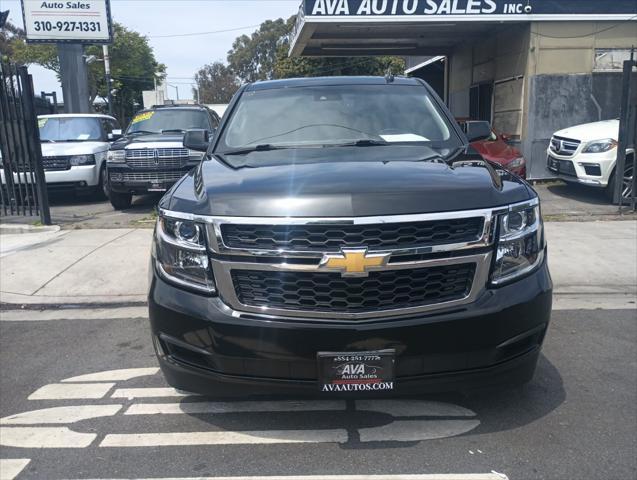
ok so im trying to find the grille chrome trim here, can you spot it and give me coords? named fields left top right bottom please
left=158, top=199, right=538, bottom=321
left=210, top=252, right=492, bottom=320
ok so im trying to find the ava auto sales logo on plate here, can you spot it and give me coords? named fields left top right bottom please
left=319, top=351, right=395, bottom=392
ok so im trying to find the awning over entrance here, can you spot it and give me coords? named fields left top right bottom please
left=290, top=0, right=637, bottom=57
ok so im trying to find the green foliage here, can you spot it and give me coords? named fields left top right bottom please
left=2, top=21, right=163, bottom=124
left=88, top=23, right=165, bottom=123
left=225, top=16, right=405, bottom=85
left=194, top=61, right=239, bottom=104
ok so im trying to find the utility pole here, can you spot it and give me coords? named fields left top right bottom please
left=102, top=45, right=113, bottom=116
left=57, top=44, right=91, bottom=113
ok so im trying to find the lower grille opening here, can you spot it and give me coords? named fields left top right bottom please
left=231, top=264, right=476, bottom=314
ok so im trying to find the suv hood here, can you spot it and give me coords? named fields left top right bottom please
left=41, top=141, right=109, bottom=156
left=164, top=151, right=533, bottom=217
left=554, top=119, right=619, bottom=142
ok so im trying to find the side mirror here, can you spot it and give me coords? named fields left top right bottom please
left=465, top=121, right=492, bottom=143
left=183, top=129, right=210, bottom=152
left=108, top=129, right=123, bottom=141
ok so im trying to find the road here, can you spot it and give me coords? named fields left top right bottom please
left=1, top=307, right=635, bottom=480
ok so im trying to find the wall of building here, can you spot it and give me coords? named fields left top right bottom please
left=448, top=23, right=530, bottom=138
left=523, top=21, right=637, bottom=178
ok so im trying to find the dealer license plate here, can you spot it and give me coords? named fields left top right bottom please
left=148, top=182, right=168, bottom=192
left=317, top=350, right=395, bottom=393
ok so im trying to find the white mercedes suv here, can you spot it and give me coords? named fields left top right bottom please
left=547, top=119, right=634, bottom=201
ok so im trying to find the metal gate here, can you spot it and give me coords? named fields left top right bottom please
left=0, top=63, right=51, bottom=224
left=615, top=53, right=637, bottom=211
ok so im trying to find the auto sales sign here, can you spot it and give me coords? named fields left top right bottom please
left=302, top=0, right=637, bottom=18
left=21, top=0, right=113, bottom=43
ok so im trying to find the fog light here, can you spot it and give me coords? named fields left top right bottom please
left=110, top=173, right=123, bottom=182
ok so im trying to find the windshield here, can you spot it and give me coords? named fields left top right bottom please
left=127, top=109, right=211, bottom=134
left=218, top=84, right=459, bottom=153
left=39, top=117, right=104, bottom=142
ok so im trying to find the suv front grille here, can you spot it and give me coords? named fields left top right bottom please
left=550, top=136, right=581, bottom=157
left=125, top=148, right=189, bottom=168
left=231, top=264, right=476, bottom=314
left=121, top=171, right=185, bottom=183
left=42, top=156, right=71, bottom=171
left=221, top=217, right=485, bottom=252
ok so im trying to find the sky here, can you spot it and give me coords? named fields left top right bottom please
left=1, top=0, right=301, bottom=101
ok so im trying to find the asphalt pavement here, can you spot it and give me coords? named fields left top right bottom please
left=0, top=307, right=635, bottom=480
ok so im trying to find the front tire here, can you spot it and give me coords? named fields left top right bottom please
left=109, top=190, right=132, bottom=210
left=606, top=156, right=635, bottom=204
left=98, top=164, right=109, bottom=199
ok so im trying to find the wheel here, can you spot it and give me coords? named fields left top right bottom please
left=109, top=190, right=132, bottom=210
left=606, top=156, right=635, bottom=204
left=97, top=162, right=111, bottom=198
left=97, top=164, right=109, bottom=199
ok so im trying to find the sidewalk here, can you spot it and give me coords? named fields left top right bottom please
left=1, top=221, right=635, bottom=310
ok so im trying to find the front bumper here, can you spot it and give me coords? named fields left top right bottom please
left=107, top=163, right=192, bottom=195
left=1, top=165, right=99, bottom=188
left=148, top=256, right=553, bottom=396
left=547, top=151, right=614, bottom=188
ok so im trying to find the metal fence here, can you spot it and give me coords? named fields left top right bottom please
left=0, top=63, right=51, bottom=224
left=615, top=54, right=637, bottom=211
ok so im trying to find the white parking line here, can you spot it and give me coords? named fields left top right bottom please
left=100, top=429, right=349, bottom=447
left=359, top=419, right=481, bottom=442
left=62, top=368, right=159, bottom=383
left=28, top=383, right=115, bottom=400
left=0, top=459, right=31, bottom=480
left=125, top=400, right=346, bottom=416
left=78, top=474, right=509, bottom=480
left=111, top=388, right=188, bottom=399
left=0, top=426, right=96, bottom=448
left=1, top=405, right=122, bottom=425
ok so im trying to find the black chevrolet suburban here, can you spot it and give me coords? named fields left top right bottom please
left=106, top=104, right=220, bottom=209
left=149, top=76, right=552, bottom=396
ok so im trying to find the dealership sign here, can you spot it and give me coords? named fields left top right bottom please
left=21, top=0, right=113, bottom=43
left=302, top=0, right=637, bottom=17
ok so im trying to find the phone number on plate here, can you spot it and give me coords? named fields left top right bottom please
left=33, top=21, right=103, bottom=32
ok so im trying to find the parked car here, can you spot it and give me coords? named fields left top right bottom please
left=1, top=113, right=121, bottom=197
left=547, top=119, right=635, bottom=201
left=459, top=120, right=526, bottom=178
left=149, top=76, right=552, bottom=397
left=106, top=104, right=220, bottom=210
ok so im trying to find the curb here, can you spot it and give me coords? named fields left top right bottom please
left=0, top=223, right=60, bottom=235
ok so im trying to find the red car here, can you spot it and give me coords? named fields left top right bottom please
left=459, top=121, right=527, bottom=178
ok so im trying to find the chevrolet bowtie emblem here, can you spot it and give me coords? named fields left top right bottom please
left=319, top=248, right=391, bottom=277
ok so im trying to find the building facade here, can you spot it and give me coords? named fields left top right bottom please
left=290, top=0, right=637, bottom=178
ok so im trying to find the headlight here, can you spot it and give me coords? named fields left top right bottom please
left=583, top=139, right=617, bottom=154
left=69, top=154, right=95, bottom=166
left=153, top=213, right=216, bottom=294
left=107, top=150, right=126, bottom=163
left=507, top=157, right=525, bottom=169
left=491, top=199, right=544, bottom=285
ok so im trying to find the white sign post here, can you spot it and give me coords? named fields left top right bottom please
left=21, top=0, right=113, bottom=44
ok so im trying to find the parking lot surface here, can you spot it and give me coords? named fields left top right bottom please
left=1, top=307, right=635, bottom=480
left=1, top=180, right=634, bottom=231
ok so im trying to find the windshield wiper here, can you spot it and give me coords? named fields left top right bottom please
left=337, top=139, right=390, bottom=147
left=161, top=129, right=185, bottom=134
left=222, top=144, right=292, bottom=155
left=41, top=139, right=56, bottom=143
left=128, top=130, right=156, bottom=136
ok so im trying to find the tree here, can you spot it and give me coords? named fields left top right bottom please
left=227, top=18, right=290, bottom=83
left=1, top=21, right=58, bottom=68
left=227, top=16, right=405, bottom=83
left=3, top=22, right=164, bottom=124
left=194, top=61, right=239, bottom=104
